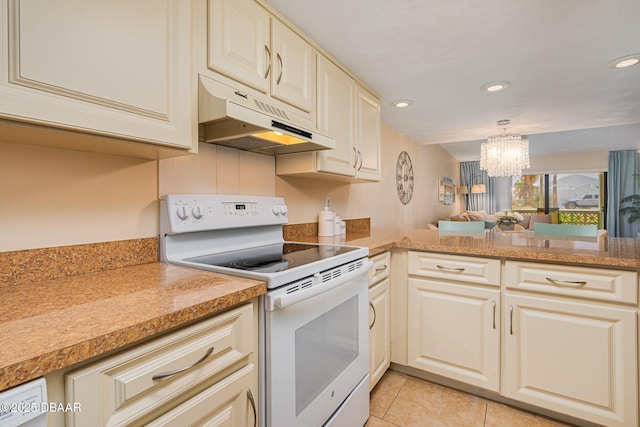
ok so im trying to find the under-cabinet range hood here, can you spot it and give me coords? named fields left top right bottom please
left=198, top=75, right=334, bottom=155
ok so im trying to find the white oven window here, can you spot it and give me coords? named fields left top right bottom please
left=295, top=295, right=359, bottom=415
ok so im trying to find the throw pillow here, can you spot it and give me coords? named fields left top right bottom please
left=450, top=213, right=470, bottom=222
left=519, top=215, right=531, bottom=229
left=466, top=210, right=488, bottom=221
left=528, top=214, right=551, bottom=230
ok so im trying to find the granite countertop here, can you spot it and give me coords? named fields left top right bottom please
left=0, top=262, right=266, bottom=391
left=312, top=228, right=639, bottom=270
left=1, top=228, right=637, bottom=392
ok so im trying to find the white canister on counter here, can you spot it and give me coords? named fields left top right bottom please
left=333, top=215, right=342, bottom=235
left=318, top=207, right=335, bottom=236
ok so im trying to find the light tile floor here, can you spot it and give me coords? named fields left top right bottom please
left=367, top=370, right=576, bottom=427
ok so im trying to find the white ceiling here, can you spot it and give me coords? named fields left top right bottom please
left=264, top=0, right=640, bottom=161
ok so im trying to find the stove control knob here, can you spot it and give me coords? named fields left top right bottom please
left=192, top=206, right=203, bottom=219
left=279, top=204, right=288, bottom=215
left=272, top=205, right=281, bottom=216
left=176, top=206, right=189, bottom=220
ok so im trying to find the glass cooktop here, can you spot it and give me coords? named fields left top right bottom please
left=184, top=242, right=359, bottom=274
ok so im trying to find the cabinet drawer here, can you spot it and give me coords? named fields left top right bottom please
left=505, top=261, right=638, bottom=304
left=66, top=302, right=255, bottom=427
left=146, top=363, right=256, bottom=427
left=408, top=251, right=500, bottom=286
left=369, top=251, right=390, bottom=286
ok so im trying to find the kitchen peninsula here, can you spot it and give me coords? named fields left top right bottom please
left=342, top=228, right=639, bottom=427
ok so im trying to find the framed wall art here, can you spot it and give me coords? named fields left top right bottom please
left=438, top=177, right=455, bottom=205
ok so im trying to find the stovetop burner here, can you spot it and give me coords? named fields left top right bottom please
left=229, top=256, right=290, bottom=272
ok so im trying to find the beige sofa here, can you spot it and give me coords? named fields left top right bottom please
left=435, top=210, right=554, bottom=230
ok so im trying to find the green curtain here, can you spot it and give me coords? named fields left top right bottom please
left=607, top=150, right=639, bottom=237
left=460, top=161, right=496, bottom=213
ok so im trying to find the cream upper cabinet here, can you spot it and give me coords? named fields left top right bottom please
left=275, top=53, right=381, bottom=181
left=505, top=293, right=637, bottom=427
left=0, top=0, right=194, bottom=153
left=315, top=54, right=357, bottom=176
left=270, top=19, right=314, bottom=112
left=208, top=0, right=314, bottom=113
left=369, top=252, right=391, bottom=390
left=354, top=85, right=381, bottom=181
left=208, top=0, right=271, bottom=93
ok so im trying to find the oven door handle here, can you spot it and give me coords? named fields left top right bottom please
left=269, top=260, right=373, bottom=310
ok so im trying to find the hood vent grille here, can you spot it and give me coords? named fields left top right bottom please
left=254, top=99, right=290, bottom=121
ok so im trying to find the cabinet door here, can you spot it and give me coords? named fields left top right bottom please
left=369, top=278, right=390, bottom=390
left=1, top=0, right=192, bottom=149
left=505, top=294, right=637, bottom=427
left=271, top=19, right=314, bottom=112
left=208, top=0, right=270, bottom=93
left=408, top=278, right=500, bottom=391
left=316, top=54, right=356, bottom=177
left=354, top=86, right=381, bottom=181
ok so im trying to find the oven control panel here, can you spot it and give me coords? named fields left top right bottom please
left=161, top=194, right=288, bottom=234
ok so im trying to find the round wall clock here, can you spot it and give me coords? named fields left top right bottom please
left=396, top=151, right=414, bottom=205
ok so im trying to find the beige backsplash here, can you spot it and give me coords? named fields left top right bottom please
left=283, top=218, right=370, bottom=241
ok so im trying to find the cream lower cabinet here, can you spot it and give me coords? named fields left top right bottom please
left=402, top=253, right=639, bottom=426
left=505, top=293, right=637, bottom=427
left=408, top=279, right=500, bottom=392
left=369, top=252, right=391, bottom=390
left=1, top=0, right=193, bottom=153
left=504, top=261, right=638, bottom=427
left=65, top=302, right=257, bottom=427
left=407, top=252, right=501, bottom=392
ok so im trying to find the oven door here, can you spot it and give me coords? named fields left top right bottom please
left=263, top=261, right=371, bottom=427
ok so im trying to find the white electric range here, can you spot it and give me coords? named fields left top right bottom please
left=160, top=194, right=372, bottom=427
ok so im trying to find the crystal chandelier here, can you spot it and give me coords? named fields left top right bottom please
left=480, top=120, right=530, bottom=177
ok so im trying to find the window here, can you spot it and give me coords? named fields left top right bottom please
left=512, top=172, right=606, bottom=226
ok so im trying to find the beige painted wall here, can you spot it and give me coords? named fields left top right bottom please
left=1, top=123, right=459, bottom=252
left=0, top=141, right=275, bottom=252
left=0, top=141, right=158, bottom=252
left=527, top=151, right=608, bottom=174
left=276, top=123, right=461, bottom=229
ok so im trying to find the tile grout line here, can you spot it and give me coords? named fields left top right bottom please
left=482, top=401, right=488, bottom=427
left=380, top=377, right=407, bottom=424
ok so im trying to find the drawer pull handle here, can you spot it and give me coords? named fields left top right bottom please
left=152, top=346, right=214, bottom=380
left=276, top=53, right=283, bottom=85
left=436, top=265, right=465, bottom=273
left=264, top=45, right=271, bottom=79
left=492, top=300, right=496, bottom=330
left=369, top=302, right=377, bottom=330
left=247, top=389, right=257, bottom=427
left=509, top=305, right=513, bottom=335
left=375, top=264, right=388, bottom=272
left=545, top=277, right=588, bottom=287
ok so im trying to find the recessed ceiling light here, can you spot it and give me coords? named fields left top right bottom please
left=480, top=81, right=510, bottom=93
left=391, top=99, right=413, bottom=108
left=608, top=54, right=640, bottom=69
